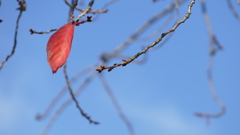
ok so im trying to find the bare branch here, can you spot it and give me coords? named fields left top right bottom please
left=99, top=74, right=135, bottom=135
left=36, top=65, right=95, bottom=120
left=195, top=0, right=225, bottom=119
left=96, top=0, right=195, bottom=73
left=63, top=64, right=99, bottom=124
left=226, top=0, right=240, bottom=21
left=41, top=70, right=98, bottom=135
left=29, top=29, right=58, bottom=34
left=0, top=0, right=26, bottom=70
left=64, top=0, right=107, bottom=15
left=75, top=0, right=95, bottom=22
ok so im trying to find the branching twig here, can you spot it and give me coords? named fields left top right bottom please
left=36, top=65, right=95, bottom=120
left=63, top=64, right=99, bottom=124
left=29, top=29, right=58, bottom=34
left=99, top=74, right=135, bottom=135
left=64, top=0, right=107, bottom=15
left=226, top=0, right=240, bottom=21
left=75, top=0, right=94, bottom=22
left=195, top=0, right=225, bottom=119
left=0, top=0, right=26, bottom=70
left=96, top=0, right=195, bottom=73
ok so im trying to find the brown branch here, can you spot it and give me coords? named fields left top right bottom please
left=41, top=70, right=98, bottom=135
left=29, top=28, right=58, bottom=34
left=226, top=0, right=240, bottom=21
left=63, top=64, right=99, bottom=124
left=99, top=74, right=135, bottom=135
left=0, top=19, right=2, bottom=23
left=195, top=0, right=225, bottom=119
left=96, top=0, right=195, bottom=73
left=36, top=65, right=95, bottom=120
left=0, top=0, right=26, bottom=70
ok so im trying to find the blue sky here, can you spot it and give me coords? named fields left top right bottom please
left=0, top=0, right=240, bottom=135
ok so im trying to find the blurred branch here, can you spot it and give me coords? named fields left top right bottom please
left=42, top=70, right=98, bottom=135
left=99, top=74, right=135, bottom=135
left=151, top=1, right=179, bottom=51
left=226, top=0, right=240, bottom=21
left=64, top=0, right=107, bottom=14
left=236, top=0, right=240, bottom=4
left=92, top=0, right=119, bottom=21
left=36, top=65, right=95, bottom=120
left=195, top=0, right=225, bottom=119
left=96, top=0, right=195, bottom=73
left=29, top=29, right=58, bottom=34
left=136, top=12, right=174, bottom=42
left=0, top=0, right=26, bottom=70
left=63, top=64, right=99, bottom=124
left=68, top=0, right=78, bottom=22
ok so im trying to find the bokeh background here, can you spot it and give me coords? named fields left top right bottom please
left=0, top=0, right=239, bottom=135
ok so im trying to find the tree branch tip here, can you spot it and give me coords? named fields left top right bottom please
left=17, top=0, right=26, bottom=11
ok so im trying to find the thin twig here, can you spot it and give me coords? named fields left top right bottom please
left=226, top=0, right=240, bottom=21
left=96, top=0, right=195, bottom=73
left=41, top=70, right=98, bottom=135
left=64, top=0, right=107, bottom=14
left=68, top=0, right=78, bottom=22
left=75, top=0, right=94, bottom=22
left=99, top=74, right=135, bottom=135
left=36, top=65, right=95, bottom=120
left=0, top=0, right=26, bottom=70
left=29, top=29, right=58, bottom=34
left=63, top=64, right=99, bottom=124
left=195, top=0, right=225, bottom=119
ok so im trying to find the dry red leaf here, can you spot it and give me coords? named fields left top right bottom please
left=47, top=23, right=74, bottom=73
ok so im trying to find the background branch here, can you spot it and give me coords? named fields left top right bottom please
left=195, top=0, right=225, bottom=119
left=99, top=74, right=135, bottom=135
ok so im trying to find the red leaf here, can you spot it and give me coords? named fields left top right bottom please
left=47, top=23, right=74, bottom=73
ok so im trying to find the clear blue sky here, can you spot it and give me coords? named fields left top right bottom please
left=0, top=0, right=240, bottom=135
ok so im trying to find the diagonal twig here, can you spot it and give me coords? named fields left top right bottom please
left=99, top=74, right=135, bottom=135
left=63, top=64, right=99, bottom=124
left=36, top=65, right=95, bottom=120
left=226, top=0, right=240, bottom=21
left=0, top=0, right=26, bottom=70
left=96, top=0, right=195, bottom=73
left=41, top=69, right=98, bottom=135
